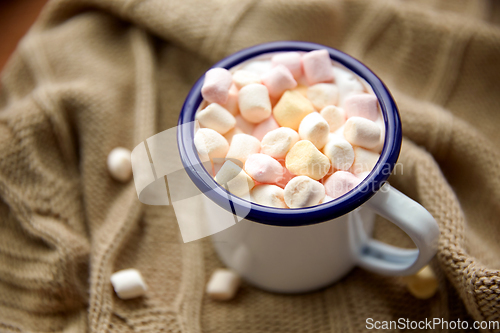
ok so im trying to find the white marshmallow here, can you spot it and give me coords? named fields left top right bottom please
left=350, top=147, right=380, bottom=175
left=194, top=128, right=229, bottom=161
left=238, top=83, right=272, bottom=123
left=272, top=52, right=303, bottom=79
left=284, top=176, right=325, bottom=208
left=215, top=160, right=255, bottom=197
left=298, top=112, right=330, bottom=149
left=235, top=114, right=255, bottom=134
left=402, top=265, right=438, bottom=300
left=206, top=268, right=241, bottom=301
left=323, top=136, right=354, bottom=171
left=332, top=66, right=364, bottom=105
left=302, top=49, right=334, bottom=85
left=241, top=60, right=273, bottom=76
left=260, top=127, right=300, bottom=159
left=201, top=68, right=233, bottom=104
left=244, top=153, right=283, bottom=184
left=196, top=103, right=236, bottom=135
left=251, top=184, right=287, bottom=208
left=307, top=83, right=338, bottom=110
left=232, top=70, right=261, bottom=89
left=343, top=117, right=381, bottom=149
left=110, top=269, right=147, bottom=299
left=107, top=147, right=132, bottom=182
left=225, top=134, right=261, bottom=164
left=320, top=105, right=346, bottom=132
left=261, top=64, right=297, bottom=98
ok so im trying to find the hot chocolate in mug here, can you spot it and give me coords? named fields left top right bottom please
left=136, top=41, right=440, bottom=294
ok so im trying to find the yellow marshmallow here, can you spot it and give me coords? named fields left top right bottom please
left=402, top=265, right=438, bottom=299
left=273, top=90, right=314, bottom=130
left=285, top=140, right=330, bottom=180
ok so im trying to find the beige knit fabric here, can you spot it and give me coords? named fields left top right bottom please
left=1, top=0, right=499, bottom=332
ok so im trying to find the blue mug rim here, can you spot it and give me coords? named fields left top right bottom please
left=177, top=41, right=401, bottom=227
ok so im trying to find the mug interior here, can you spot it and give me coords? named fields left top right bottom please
left=177, top=41, right=402, bottom=227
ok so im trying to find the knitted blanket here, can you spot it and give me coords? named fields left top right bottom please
left=1, top=0, right=499, bottom=331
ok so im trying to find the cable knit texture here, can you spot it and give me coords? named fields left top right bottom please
left=1, top=0, right=500, bottom=332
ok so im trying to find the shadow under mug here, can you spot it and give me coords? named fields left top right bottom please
left=177, top=41, right=440, bottom=293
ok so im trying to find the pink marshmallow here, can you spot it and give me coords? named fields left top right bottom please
left=271, top=52, right=303, bottom=79
left=343, top=94, right=379, bottom=121
left=324, top=171, right=361, bottom=199
left=221, top=84, right=239, bottom=115
left=275, top=160, right=294, bottom=188
left=244, top=153, right=284, bottom=184
left=252, top=116, right=280, bottom=141
left=235, top=114, right=256, bottom=134
left=201, top=68, right=233, bottom=104
left=261, top=65, right=297, bottom=98
left=302, top=50, right=334, bottom=85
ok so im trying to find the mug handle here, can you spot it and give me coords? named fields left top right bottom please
left=353, top=184, right=440, bottom=276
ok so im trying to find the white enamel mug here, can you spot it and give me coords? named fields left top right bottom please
left=176, top=41, right=440, bottom=293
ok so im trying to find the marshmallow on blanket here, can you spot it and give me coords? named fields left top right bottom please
left=225, top=133, right=261, bottom=164
left=284, top=176, right=325, bottom=208
left=261, top=65, right=297, bottom=98
left=201, top=68, right=233, bottom=104
left=107, top=148, right=132, bottom=182
left=238, top=83, right=272, bottom=123
left=302, top=49, right=334, bottom=85
left=298, top=112, right=330, bottom=149
left=196, top=103, right=236, bottom=135
left=110, top=269, right=147, bottom=299
left=343, top=117, right=381, bottom=149
left=206, top=268, right=241, bottom=301
left=402, top=265, right=438, bottom=300
left=251, top=184, right=287, bottom=208
left=271, top=52, right=302, bottom=79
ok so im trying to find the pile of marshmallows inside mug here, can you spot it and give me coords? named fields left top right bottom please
left=194, top=49, right=385, bottom=209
